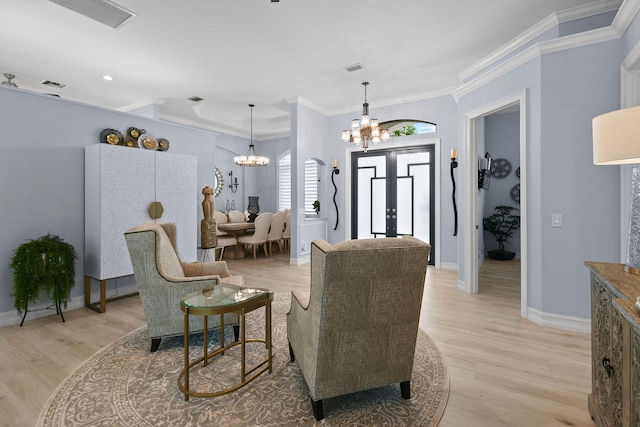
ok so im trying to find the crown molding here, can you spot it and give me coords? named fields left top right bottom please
left=458, top=0, right=623, bottom=83
left=287, top=96, right=332, bottom=116
left=453, top=26, right=619, bottom=100
left=611, top=0, right=640, bottom=35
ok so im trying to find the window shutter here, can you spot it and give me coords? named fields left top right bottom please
left=278, top=153, right=291, bottom=211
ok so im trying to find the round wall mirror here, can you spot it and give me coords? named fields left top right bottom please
left=214, top=167, right=224, bottom=197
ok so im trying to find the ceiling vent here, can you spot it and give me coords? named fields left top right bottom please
left=188, top=96, right=204, bottom=102
left=41, top=79, right=68, bottom=89
left=344, top=63, right=364, bottom=73
left=49, top=0, right=136, bottom=29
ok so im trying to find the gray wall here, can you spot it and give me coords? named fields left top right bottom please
left=0, top=86, right=224, bottom=319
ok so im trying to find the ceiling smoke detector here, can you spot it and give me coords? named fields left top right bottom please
left=188, top=96, right=204, bottom=102
left=41, top=79, right=68, bottom=89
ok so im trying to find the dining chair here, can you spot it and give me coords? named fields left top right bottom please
left=282, top=212, right=291, bottom=252
left=214, top=211, right=229, bottom=236
left=267, top=211, right=287, bottom=255
left=227, top=210, right=246, bottom=223
left=237, top=212, right=273, bottom=260
left=212, top=211, right=236, bottom=260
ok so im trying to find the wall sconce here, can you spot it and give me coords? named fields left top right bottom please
left=450, top=149, right=458, bottom=237
left=228, top=171, right=239, bottom=193
left=331, top=159, right=340, bottom=230
left=478, top=152, right=492, bottom=190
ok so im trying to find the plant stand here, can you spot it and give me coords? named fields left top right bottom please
left=19, top=280, right=67, bottom=327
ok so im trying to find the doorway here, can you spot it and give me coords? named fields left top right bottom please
left=350, top=145, right=435, bottom=264
left=464, top=90, right=528, bottom=317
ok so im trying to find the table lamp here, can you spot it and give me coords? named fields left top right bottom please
left=593, top=106, right=640, bottom=273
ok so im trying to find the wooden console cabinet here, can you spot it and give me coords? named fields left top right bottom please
left=586, top=261, right=640, bottom=426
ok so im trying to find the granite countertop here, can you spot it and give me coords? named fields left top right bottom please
left=586, top=261, right=640, bottom=326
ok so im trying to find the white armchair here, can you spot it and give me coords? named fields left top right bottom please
left=125, top=223, right=243, bottom=352
left=287, top=236, right=431, bottom=420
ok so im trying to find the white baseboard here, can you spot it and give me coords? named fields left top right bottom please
left=290, top=255, right=310, bottom=266
left=0, top=284, right=139, bottom=328
left=526, top=307, right=591, bottom=334
left=438, top=262, right=458, bottom=271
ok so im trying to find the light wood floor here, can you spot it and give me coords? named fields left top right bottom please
left=0, top=254, right=593, bottom=427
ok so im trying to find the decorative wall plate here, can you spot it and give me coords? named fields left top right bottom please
left=100, top=128, right=123, bottom=145
left=138, top=134, right=159, bottom=150
left=157, top=138, right=170, bottom=151
left=214, top=167, right=224, bottom=197
left=491, top=158, right=512, bottom=178
left=126, top=127, right=141, bottom=139
left=510, top=184, right=520, bottom=204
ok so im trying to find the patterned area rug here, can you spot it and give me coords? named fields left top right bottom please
left=38, top=293, right=449, bottom=426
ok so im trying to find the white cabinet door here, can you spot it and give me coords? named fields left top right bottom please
left=85, top=144, right=197, bottom=280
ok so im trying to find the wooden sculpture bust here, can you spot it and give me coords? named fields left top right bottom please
left=201, top=186, right=217, bottom=249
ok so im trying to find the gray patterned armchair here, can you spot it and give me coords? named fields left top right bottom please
left=125, top=223, right=243, bottom=352
left=287, top=237, right=431, bottom=421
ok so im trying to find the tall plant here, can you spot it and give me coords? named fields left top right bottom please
left=483, top=205, right=520, bottom=253
left=10, top=233, right=77, bottom=322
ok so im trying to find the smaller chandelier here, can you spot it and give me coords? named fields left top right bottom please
left=342, top=82, right=390, bottom=152
left=234, top=104, right=269, bottom=167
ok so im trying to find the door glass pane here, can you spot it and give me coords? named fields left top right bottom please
left=396, top=176, right=413, bottom=235
left=397, top=152, right=431, bottom=243
left=372, top=177, right=386, bottom=235
left=357, top=156, right=386, bottom=239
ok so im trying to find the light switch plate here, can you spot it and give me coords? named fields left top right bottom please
left=552, top=214, right=562, bottom=227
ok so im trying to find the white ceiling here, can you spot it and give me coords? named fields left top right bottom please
left=0, top=0, right=615, bottom=140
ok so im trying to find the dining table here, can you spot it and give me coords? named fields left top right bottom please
left=218, top=222, right=255, bottom=259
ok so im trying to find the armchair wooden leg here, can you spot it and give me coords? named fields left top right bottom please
left=263, top=243, right=269, bottom=258
left=253, top=245, right=257, bottom=260
left=400, top=380, right=411, bottom=399
left=311, top=398, right=324, bottom=421
left=150, top=338, right=161, bottom=352
left=288, top=342, right=295, bottom=362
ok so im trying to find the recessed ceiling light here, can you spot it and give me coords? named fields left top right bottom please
left=188, top=96, right=204, bottom=102
left=102, top=75, right=113, bottom=81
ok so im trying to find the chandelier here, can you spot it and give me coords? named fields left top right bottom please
left=234, top=104, right=269, bottom=167
left=342, top=82, right=389, bottom=152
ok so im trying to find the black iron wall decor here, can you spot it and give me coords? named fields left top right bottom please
left=331, top=160, right=340, bottom=230
left=450, top=149, right=458, bottom=236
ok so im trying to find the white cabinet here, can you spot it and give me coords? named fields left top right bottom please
left=85, top=144, right=197, bottom=281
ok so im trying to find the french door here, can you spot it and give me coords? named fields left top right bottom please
left=350, top=145, right=435, bottom=264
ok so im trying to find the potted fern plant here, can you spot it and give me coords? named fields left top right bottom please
left=10, top=233, right=77, bottom=326
left=483, top=205, right=520, bottom=261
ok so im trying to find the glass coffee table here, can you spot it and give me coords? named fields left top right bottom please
left=178, top=284, right=273, bottom=400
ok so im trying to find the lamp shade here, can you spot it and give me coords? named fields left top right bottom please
left=593, top=106, right=640, bottom=165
